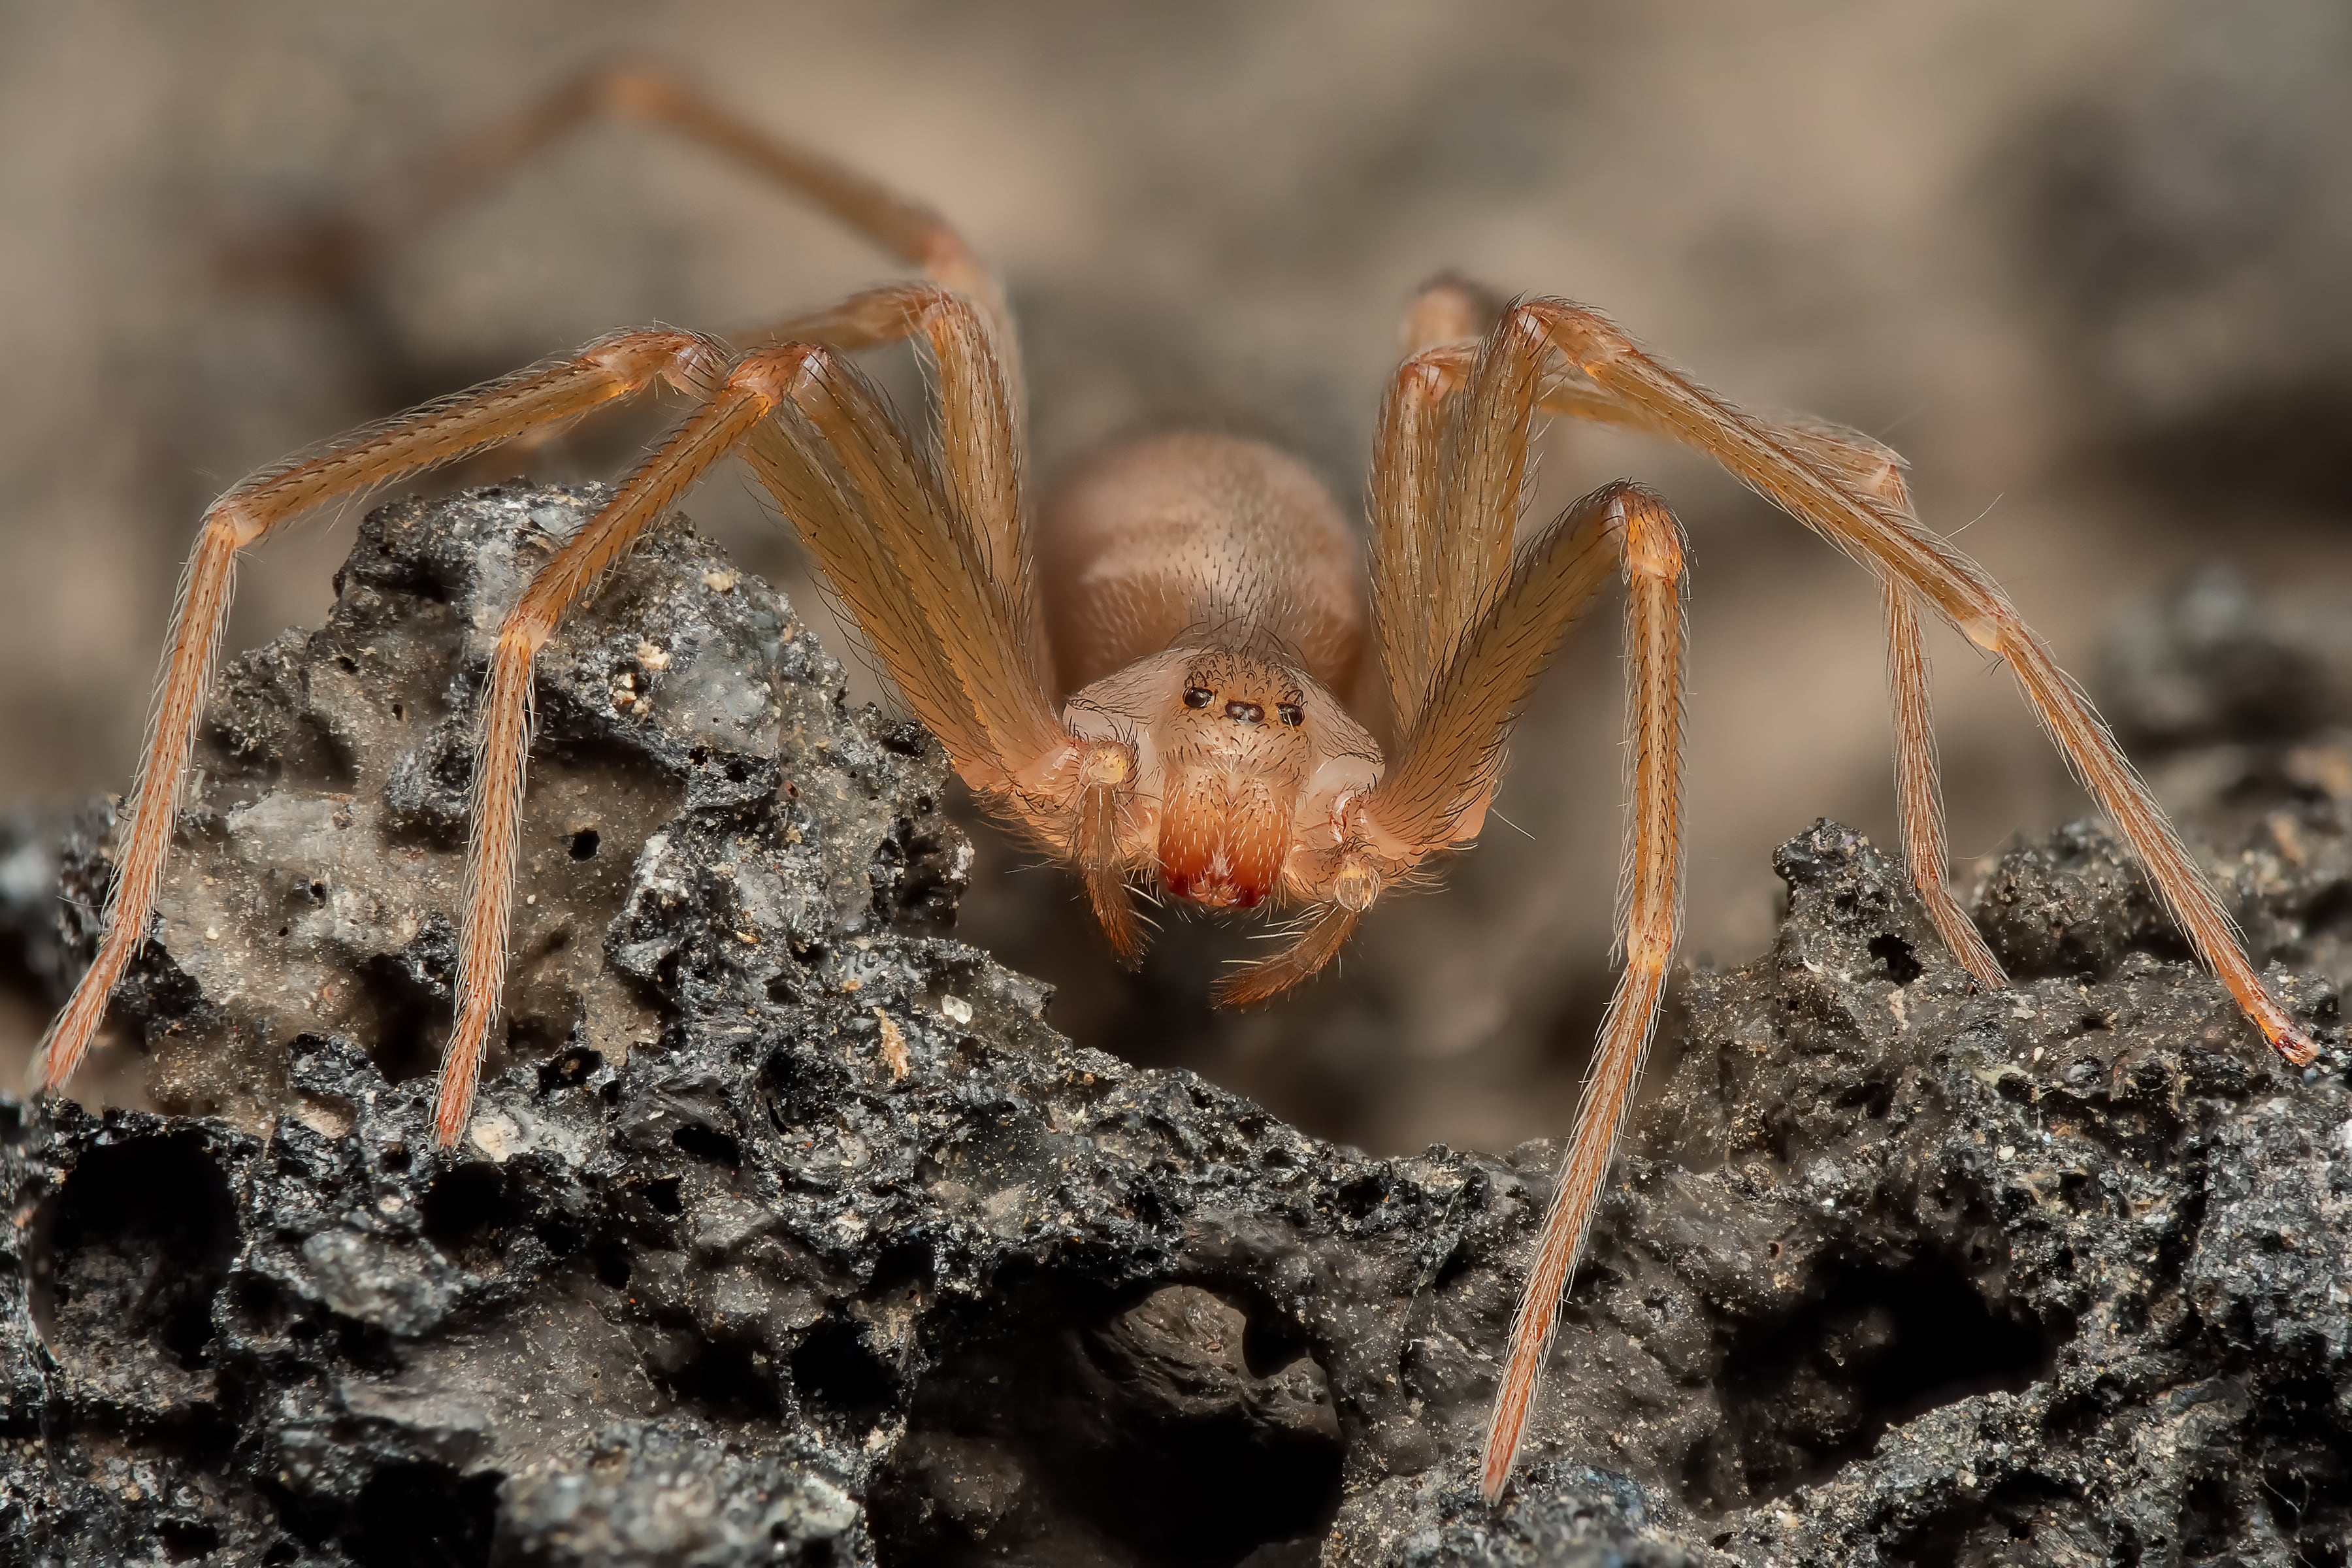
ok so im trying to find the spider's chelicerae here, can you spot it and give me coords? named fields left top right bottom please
left=31, top=63, right=2318, bottom=1497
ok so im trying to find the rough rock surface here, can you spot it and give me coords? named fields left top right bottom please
left=0, top=488, right=2347, bottom=1567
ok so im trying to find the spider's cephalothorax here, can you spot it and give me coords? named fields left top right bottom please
left=31, top=61, right=2319, bottom=1503
left=1043, top=433, right=1381, bottom=913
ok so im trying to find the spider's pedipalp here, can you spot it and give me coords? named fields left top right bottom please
left=1072, top=739, right=1145, bottom=964
left=1211, top=903, right=1362, bottom=1008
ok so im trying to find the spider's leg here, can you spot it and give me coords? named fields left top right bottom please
left=1761, top=417, right=2009, bottom=987
left=450, top=304, right=1103, bottom=1145
left=1370, top=276, right=1595, bottom=738
left=1369, top=342, right=1472, bottom=734
left=1398, top=273, right=1505, bottom=355
left=561, top=60, right=1014, bottom=357
left=448, top=339, right=955, bottom=1143
left=1507, top=297, right=2311, bottom=1065
left=33, top=330, right=715, bottom=1096
left=743, top=284, right=1033, bottom=655
left=1884, top=580, right=2008, bottom=988
left=1217, top=481, right=1639, bottom=1006
left=1482, top=486, right=1688, bottom=1501
left=247, top=58, right=1015, bottom=395
left=742, top=302, right=1138, bottom=941
left=742, top=334, right=1062, bottom=798
left=1399, top=291, right=2019, bottom=984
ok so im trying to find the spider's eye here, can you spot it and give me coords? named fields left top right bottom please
left=1183, top=686, right=1215, bottom=710
left=1277, top=703, right=1304, bottom=727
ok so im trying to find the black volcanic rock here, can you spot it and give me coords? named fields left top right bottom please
left=0, top=490, right=2345, bottom=1566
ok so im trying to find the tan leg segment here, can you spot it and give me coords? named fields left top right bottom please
left=1368, top=343, right=1473, bottom=732
left=1514, top=299, right=2312, bottom=1067
left=744, top=352, right=1064, bottom=796
left=1369, top=277, right=1512, bottom=731
left=1397, top=273, right=1505, bottom=356
left=304, top=59, right=1015, bottom=386
left=1885, top=583, right=2008, bottom=988
left=1481, top=490, right=1688, bottom=1499
left=34, top=330, right=715, bottom=1095
left=1527, top=373, right=2010, bottom=988
left=735, top=284, right=1033, bottom=642
left=440, top=344, right=823, bottom=1144
left=448, top=321, right=1077, bottom=1141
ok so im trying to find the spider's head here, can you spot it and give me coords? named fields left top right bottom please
left=1146, top=651, right=1307, bottom=908
left=1063, top=647, right=1381, bottom=913
left=1169, top=650, right=1309, bottom=750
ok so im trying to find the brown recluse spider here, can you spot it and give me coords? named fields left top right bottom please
left=29, top=61, right=2317, bottom=1498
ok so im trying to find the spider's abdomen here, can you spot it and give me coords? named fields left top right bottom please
left=1037, top=431, right=1365, bottom=697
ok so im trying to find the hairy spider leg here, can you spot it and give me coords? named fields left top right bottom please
left=1411, top=296, right=2317, bottom=1499
left=449, top=291, right=1097, bottom=1145
left=33, top=329, right=721, bottom=1096
left=1403, top=321, right=2054, bottom=991
left=1397, top=272, right=1506, bottom=357
left=245, top=57, right=1015, bottom=391
left=735, top=340, right=1128, bottom=936
left=445, top=342, right=817, bottom=1144
left=736, top=327, right=1068, bottom=807
left=1509, top=298, right=2308, bottom=1066
left=1327, top=287, right=2305, bottom=1495
left=1762, top=416, right=2010, bottom=989
left=1884, top=578, right=2010, bottom=988
left=446, top=292, right=1084, bottom=1144
left=1481, top=487, right=1688, bottom=1500
left=743, top=282, right=1037, bottom=680
left=1533, top=359, right=2006, bottom=979
left=1367, top=340, right=1477, bottom=736
left=245, top=57, right=1037, bottom=618
left=1399, top=287, right=2289, bottom=1045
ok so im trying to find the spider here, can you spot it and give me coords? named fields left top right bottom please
left=27, top=62, right=2317, bottom=1500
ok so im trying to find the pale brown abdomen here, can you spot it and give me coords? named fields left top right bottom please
left=1037, top=432, right=1365, bottom=696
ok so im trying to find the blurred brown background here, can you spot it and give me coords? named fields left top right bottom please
left=4, top=1, right=2350, bottom=1156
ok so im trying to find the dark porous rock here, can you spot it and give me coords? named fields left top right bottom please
left=497, top=1420, right=864, bottom=1567
left=1, top=489, right=2347, bottom=1566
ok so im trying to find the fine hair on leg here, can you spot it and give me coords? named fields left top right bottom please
left=33, top=330, right=721, bottom=1096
